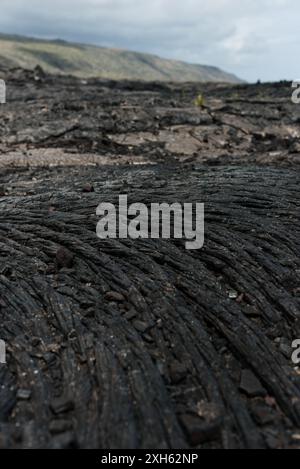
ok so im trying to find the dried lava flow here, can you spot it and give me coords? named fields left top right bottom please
left=0, top=67, right=300, bottom=449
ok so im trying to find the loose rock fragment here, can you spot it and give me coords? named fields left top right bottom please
left=105, top=291, right=125, bottom=302
left=169, top=361, right=188, bottom=384
left=240, top=370, right=267, bottom=398
left=228, top=290, right=239, bottom=300
left=180, top=414, right=222, bottom=446
left=49, top=420, right=73, bottom=435
left=16, top=389, right=32, bottom=401
left=82, top=184, right=95, bottom=193
left=133, top=320, right=150, bottom=333
left=55, top=247, right=74, bottom=269
left=50, top=397, right=75, bottom=415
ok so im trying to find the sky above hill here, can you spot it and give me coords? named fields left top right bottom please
left=0, top=0, right=298, bottom=82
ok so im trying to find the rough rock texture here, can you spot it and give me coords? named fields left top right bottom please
left=0, top=67, right=300, bottom=449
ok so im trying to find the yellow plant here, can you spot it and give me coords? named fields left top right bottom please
left=194, top=94, right=205, bottom=108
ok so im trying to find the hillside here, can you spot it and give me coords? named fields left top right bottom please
left=0, top=33, right=242, bottom=83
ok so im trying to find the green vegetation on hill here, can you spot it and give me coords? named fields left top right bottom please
left=0, top=33, right=242, bottom=83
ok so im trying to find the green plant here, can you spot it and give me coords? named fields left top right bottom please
left=194, top=94, right=205, bottom=108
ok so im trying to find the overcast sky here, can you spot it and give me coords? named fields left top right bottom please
left=0, top=0, right=298, bottom=82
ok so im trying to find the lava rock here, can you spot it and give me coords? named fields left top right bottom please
left=82, top=184, right=95, bottom=193
left=50, top=396, right=75, bottom=415
left=16, top=389, right=32, bottom=401
left=180, top=414, right=222, bottom=446
left=55, top=247, right=74, bottom=269
left=169, top=361, right=188, bottom=384
left=133, top=320, right=149, bottom=333
left=105, top=291, right=125, bottom=302
left=49, top=420, right=73, bottom=435
left=240, top=370, right=267, bottom=398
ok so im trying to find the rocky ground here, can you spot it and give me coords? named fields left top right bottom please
left=0, top=66, right=300, bottom=449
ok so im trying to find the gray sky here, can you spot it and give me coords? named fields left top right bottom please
left=0, top=0, right=298, bottom=82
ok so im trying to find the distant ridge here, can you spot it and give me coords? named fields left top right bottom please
left=0, top=33, right=242, bottom=83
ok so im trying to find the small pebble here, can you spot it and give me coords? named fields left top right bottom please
left=56, top=247, right=74, bottom=269
left=133, top=320, right=149, bottom=333
left=82, top=184, right=95, bottom=193
left=240, top=370, right=267, bottom=398
left=50, top=396, right=75, bottom=415
left=105, top=291, right=125, bottom=302
left=180, top=414, right=222, bottom=446
left=17, top=389, right=32, bottom=401
left=170, top=361, right=187, bottom=384
left=228, top=290, right=239, bottom=300
left=124, top=309, right=138, bottom=321
left=49, top=420, right=73, bottom=435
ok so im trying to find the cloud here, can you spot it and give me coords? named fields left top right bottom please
left=0, top=0, right=298, bottom=81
